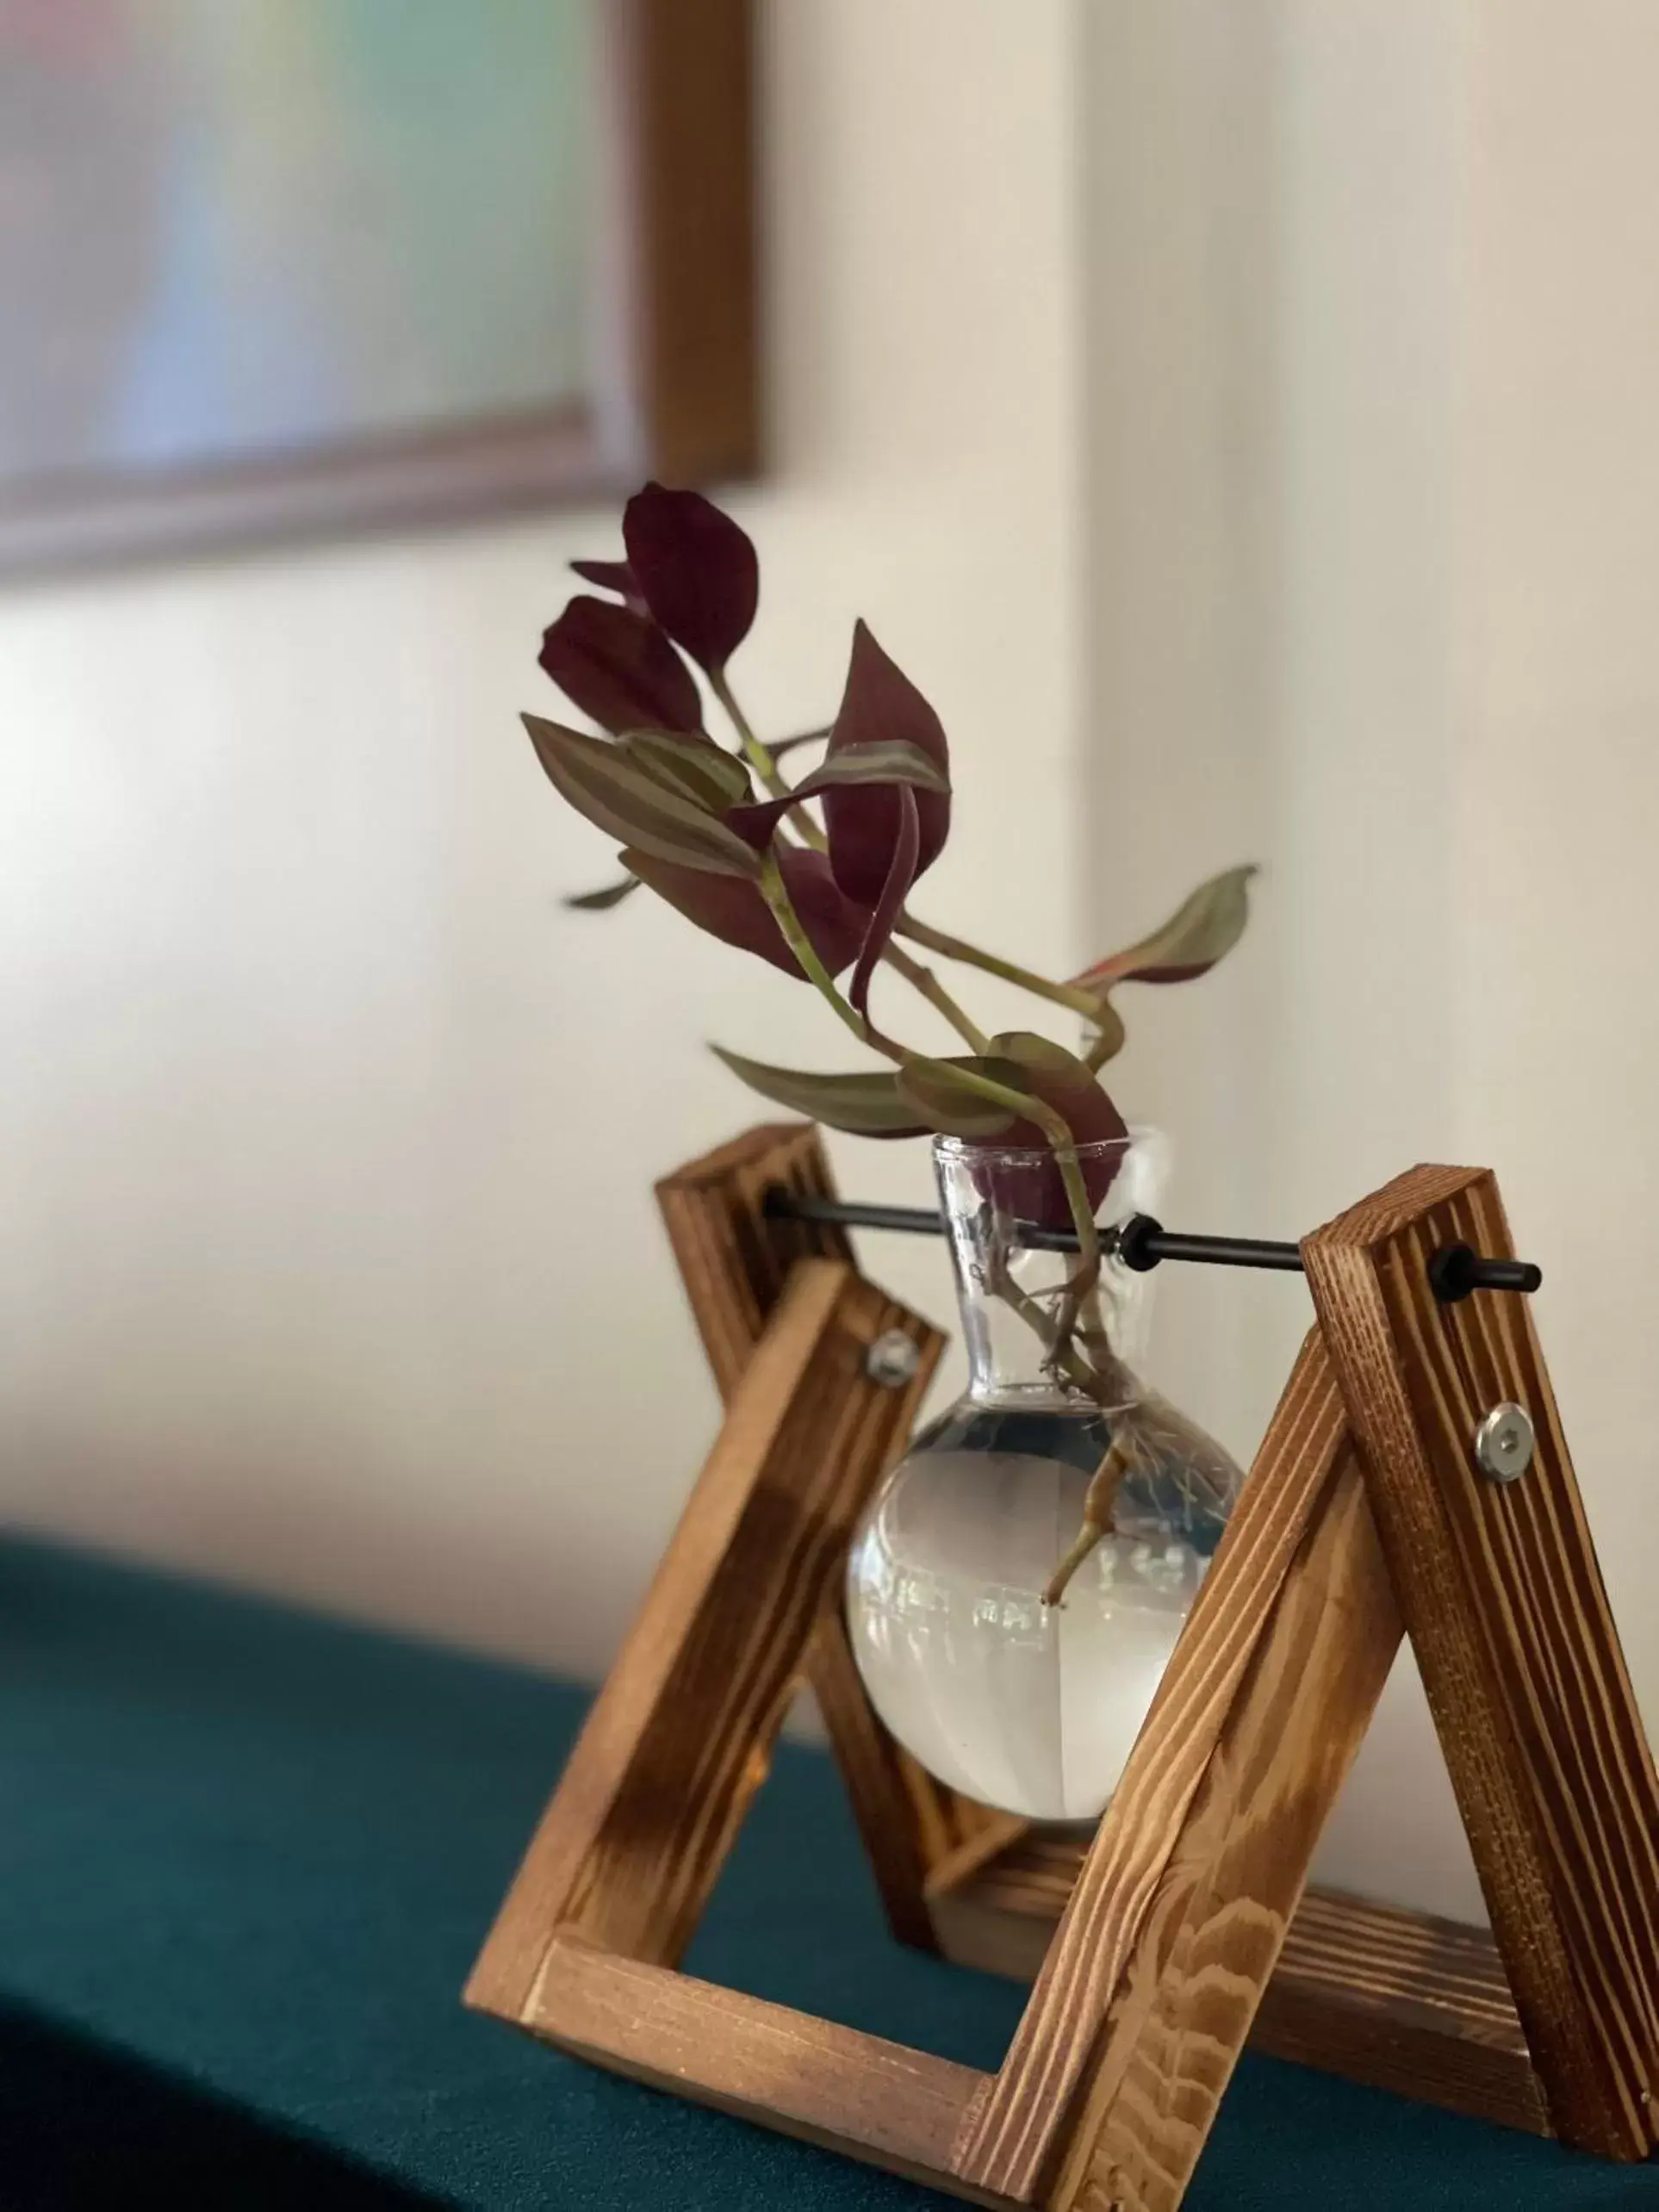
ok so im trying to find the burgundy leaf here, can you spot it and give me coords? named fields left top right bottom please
left=974, top=1032, right=1130, bottom=1227
left=850, top=786, right=920, bottom=1022
left=538, top=594, right=702, bottom=735
left=724, top=795, right=801, bottom=854
left=524, top=716, right=758, bottom=877
left=622, top=843, right=866, bottom=979
left=726, top=739, right=950, bottom=854
left=822, top=622, right=952, bottom=906
left=894, top=1058, right=1020, bottom=1140
left=1071, top=866, right=1258, bottom=989
left=569, top=558, right=645, bottom=613
left=622, top=482, right=759, bottom=672
left=622, top=731, right=751, bottom=813
left=711, top=1050, right=930, bottom=1138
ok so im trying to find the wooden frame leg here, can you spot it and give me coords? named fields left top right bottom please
left=1305, top=1165, right=1659, bottom=2159
left=656, top=1122, right=1018, bottom=1948
left=954, top=1333, right=1403, bottom=2210
left=465, top=1256, right=940, bottom=2015
left=470, top=1140, right=1659, bottom=2208
left=469, top=1305, right=1410, bottom=2204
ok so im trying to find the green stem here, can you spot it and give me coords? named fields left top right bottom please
left=711, top=674, right=1120, bottom=1055
left=711, top=668, right=829, bottom=848
left=716, top=670, right=989, bottom=1050
left=986, top=1257, right=1106, bottom=1402
left=882, top=942, right=991, bottom=1053
left=757, top=850, right=867, bottom=1041
left=1050, top=1145, right=1102, bottom=1352
left=760, top=856, right=1101, bottom=1342
left=759, top=860, right=1065, bottom=1135
left=895, top=914, right=1105, bottom=1022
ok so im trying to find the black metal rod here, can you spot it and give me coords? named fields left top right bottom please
left=1122, top=1223, right=1303, bottom=1274
left=763, top=1190, right=1542, bottom=1300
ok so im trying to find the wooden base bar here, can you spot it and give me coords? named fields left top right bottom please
left=929, top=1842, right=1548, bottom=2138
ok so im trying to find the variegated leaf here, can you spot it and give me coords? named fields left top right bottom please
left=1072, top=865, right=1258, bottom=989
left=525, top=715, right=759, bottom=878
left=710, top=1048, right=929, bottom=1135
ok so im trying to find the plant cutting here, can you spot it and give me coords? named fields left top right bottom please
left=525, top=482, right=1257, bottom=1821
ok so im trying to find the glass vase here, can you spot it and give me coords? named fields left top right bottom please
left=844, top=1131, right=1245, bottom=1823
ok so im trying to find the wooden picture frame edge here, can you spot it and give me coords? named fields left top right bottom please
left=0, top=0, right=758, bottom=583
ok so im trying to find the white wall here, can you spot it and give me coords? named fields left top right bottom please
left=0, top=2, right=1087, bottom=1680
left=8, top=0, right=1657, bottom=1929
left=1085, top=0, right=1659, bottom=1918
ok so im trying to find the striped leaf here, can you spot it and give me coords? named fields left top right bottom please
left=525, top=715, right=759, bottom=878
left=1072, top=865, right=1258, bottom=989
left=711, top=1049, right=930, bottom=1136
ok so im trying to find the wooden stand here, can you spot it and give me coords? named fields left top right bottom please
left=467, top=1125, right=1659, bottom=2209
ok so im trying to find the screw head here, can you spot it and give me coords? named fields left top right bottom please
left=866, top=1329, right=921, bottom=1389
left=1475, top=1401, right=1535, bottom=1483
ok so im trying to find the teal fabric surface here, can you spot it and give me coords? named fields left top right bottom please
left=0, top=1536, right=1651, bottom=2209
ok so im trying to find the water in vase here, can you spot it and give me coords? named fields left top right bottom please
left=844, top=1134, right=1244, bottom=1824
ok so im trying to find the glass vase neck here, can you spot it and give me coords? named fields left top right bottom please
left=932, top=1131, right=1165, bottom=1414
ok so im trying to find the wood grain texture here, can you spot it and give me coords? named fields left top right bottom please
left=465, top=1257, right=937, bottom=2020
left=1252, top=1889, right=1548, bottom=2136
left=657, top=1121, right=1012, bottom=1948
left=622, top=0, right=761, bottom=484
left=1304, top=1165, right=1659, bottom=2159
left=932, top=1842, right=1550, bottom=2139
left=1051, top=1461, right=1400, bottom=2210
left=527, top=1934, right=1005, bottom=2203
left=954, top=1330, right=1386, bottom=2204
left=655, top=1123, right=855, bottom=1401
left=473, top=1146, right=1658, bottom=2207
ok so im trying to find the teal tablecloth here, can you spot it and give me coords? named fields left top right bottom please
left=0, top=1535, right=1650, bottom=2209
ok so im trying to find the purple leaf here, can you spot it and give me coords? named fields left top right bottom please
left=622, top=843, right=866, bottom=979
left=726, top=739, right=951, bottom=854
left=538, top=594, right=702, bottom=735
left=623, top=482, right=760, bottom=673
left=823, top=622, right=952, bottom=907
left=1072, top=866, right=1258, bottom=989
left=850, top=786, right=920, bottom=1022
left=977, top=1032, right=1130, bottom=1226
left=570, top=558, right=646, bottom=613
left=711, top=1050, right=930, bottom=1137
left=893, top=1059, right=1021, bottom=1140
left=524, top=716, right=758, bottom=877
left=622, top=731, right=751, bottom=813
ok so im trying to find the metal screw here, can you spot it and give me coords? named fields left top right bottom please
left=1474, top=1401, right=1535, bottom=1483
left=866, top=1330, right=920, bottom=1389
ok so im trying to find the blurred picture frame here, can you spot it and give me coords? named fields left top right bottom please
left=0, top=0, right=757, bottom=579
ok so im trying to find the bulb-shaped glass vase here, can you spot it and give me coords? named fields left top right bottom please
left=845, top=1132, right=1245, bottom=1824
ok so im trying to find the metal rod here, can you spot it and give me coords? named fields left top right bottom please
left=763, top=1190, right=1542, bottom=1300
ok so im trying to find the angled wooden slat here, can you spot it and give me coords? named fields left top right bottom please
left=929, top=1846, right=1550, bottom=2138
left=1252, top=1890, right=1547, bottom=2137
left=1304, top=1165, right=1659, bottom=2160
left=465, top=1256, right=937, bottom=2019
left=656, top=1122, right=854, bottom=1400
left=1045, top=1454, right=1401, bottom=2212
left=953, top=1330, right=1383, bottom=2203
left=656, top=1121, right=1010, bottom=1945
left=807, top=1601, right=948, bottom=1949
